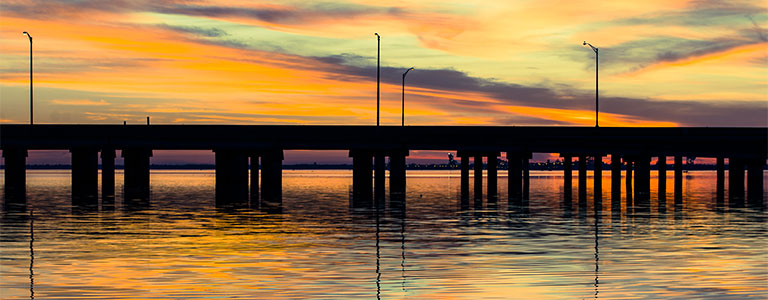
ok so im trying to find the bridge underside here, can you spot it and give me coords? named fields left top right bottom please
left=1, top=125, right=765, bottom=211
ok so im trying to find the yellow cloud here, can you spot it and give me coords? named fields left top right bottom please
left=51, top=99, right=110, bottom=106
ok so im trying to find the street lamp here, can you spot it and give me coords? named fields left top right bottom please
left=401, top=67, right=414, bottom=126
left=374, top=33, right=380, bottom=126
left=23, top=31, right=33, bottom=125
left=583, top=41, right=598, bottom=127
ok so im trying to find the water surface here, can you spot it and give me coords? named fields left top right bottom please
left=1, top=170, right=766, bottom=299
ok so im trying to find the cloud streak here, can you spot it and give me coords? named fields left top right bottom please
left=618, top=0, right=767, bottom=27
left=154, top=3, right=404, bottom=24
left=2, top=1, right=406, bottom=24
left=157, top=24, right=228, bottom=37
left=305, top=54, right=768, bottom=127
left=593, top=2, right=768, bottom=72
left=2, top=0, right=764, bottom=129
left=591, top=35, right=765, bottom=74
left=51, top=99, right=110, bottom=106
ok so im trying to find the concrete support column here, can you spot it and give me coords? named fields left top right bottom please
left=522, top=155, right=530, bottom=202
left=389, top=150, right=408, bottom=210
left=2, top=148, right=28, bottom=204
left=610, top=154, right=621, bottom=206
left=578, top=155, right=587, bottom=208
left=122, top=148, right=152, bottom=203
left=674, top=155, right=683, bottom=205
left=101, top=149, right=116, bottom=204
left=474, top=153, right=484, bottom=208
left=716, top=157, right=725, bottom=207
left=562, top=155, right=572, bottom=207
left=214, top=149, right=249, bottom=208
left=250, top=154, right=259, bottom=206
left=261, top=149, right=283, bottom=211
left=634, top=155, right=651, bottom=211
left=509, top=153, right=523, bottom=205
left=350, top=150, right=373, bottom=208
left=657, top=156, right=667, bottom=212
left=487, top=153, right=498, bottom=203
left=459, top=152, right=470, bottom=208
left=624, top=157, right=633, bottom=210
left=746, top=158, right=764, bottom=207
left=71, top=148, right=99, bottom=207
left=728, top=158, right=745, bottom=208
left=374, top=154, right=386, bottom=204
left=593, top=154, right=602, bottom=203
left=657, top=155, right=666, bottom=195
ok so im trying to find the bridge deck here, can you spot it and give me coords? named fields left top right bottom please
left=1, top=125, right=766, bottom=158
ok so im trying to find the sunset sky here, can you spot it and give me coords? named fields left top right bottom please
left=1, top=0, right=766, bottom=164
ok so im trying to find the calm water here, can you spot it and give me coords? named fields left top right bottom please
left=1, top=170, right=766, bottom=299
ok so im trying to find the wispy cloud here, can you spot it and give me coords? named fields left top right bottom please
left=617, top=0, right=767, bottom=27
left=582, top=1, right=767, bottom=73
left=156, top=24, right=228, bottom=37
left=154, top=3, right=405, bottom=24
left=50, top=99, right=110, bottom=106
left=303, top=54, right=768, bottom=126
left=590, top=35, right=765, bottom=74
left=1, top=1, right=406, bottom=24
left=1, top=0, right=764, bottom=128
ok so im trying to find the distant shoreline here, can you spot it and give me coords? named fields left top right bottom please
left=0, top=163, right=745, bottom=171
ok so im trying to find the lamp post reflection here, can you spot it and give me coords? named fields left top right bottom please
left=594, top=209, right=600, bottom=299
left=30, top=209, right=35, bottom=299
left=375, top=206, right=381, bottom=299
left=399, top=207, right=407, bottom=293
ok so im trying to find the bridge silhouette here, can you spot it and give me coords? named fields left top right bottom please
left=1, top=124, right=766, bottom=211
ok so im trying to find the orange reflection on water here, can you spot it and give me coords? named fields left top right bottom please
left=0, top=170, right=765, bottom=299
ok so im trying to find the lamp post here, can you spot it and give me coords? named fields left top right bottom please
left=23, top=31, right=33, bottom=125
left=401, top=67, right=414, bottom=126
left=583, top=41, right=598, bottom=127
left=374, top=33, right=380, bottom=127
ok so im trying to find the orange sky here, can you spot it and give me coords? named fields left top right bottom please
left=0, top=0, right=765, bottom=163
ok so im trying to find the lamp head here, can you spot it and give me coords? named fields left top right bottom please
left=23, top=31, right=28, bottom=35
left=583, top=41, right=597, bottom=52
left=374, top=32, right=379, bottom=37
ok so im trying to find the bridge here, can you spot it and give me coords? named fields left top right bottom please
left=1, top=125, right=766, bottom=211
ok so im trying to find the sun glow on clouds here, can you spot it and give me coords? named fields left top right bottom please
left=51, top=99, right=110, bottom=106
left=0, top=0, right=766, bottom=162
